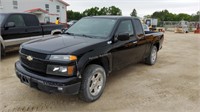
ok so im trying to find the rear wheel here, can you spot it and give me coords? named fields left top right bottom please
left=145, top=46, right=157, bottom=65
left=79, top=64, right=106, bottom=102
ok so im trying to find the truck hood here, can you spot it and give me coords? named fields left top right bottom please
left=22, top=35, right=107, bottom=55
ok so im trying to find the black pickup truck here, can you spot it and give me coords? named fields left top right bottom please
left=0, top=13, right=65, bottom=55
left=15, top=16, right=164, bottom=102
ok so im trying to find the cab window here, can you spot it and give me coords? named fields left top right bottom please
left=134, top=19, right=144, bottom=35
left=6, top=15, right=25, bottom=27
left=116, top=20, right=134, bottom=36
left=23, top=14, right=40, bottom=26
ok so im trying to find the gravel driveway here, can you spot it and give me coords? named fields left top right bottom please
left=0, top=32, right=200, bottom=112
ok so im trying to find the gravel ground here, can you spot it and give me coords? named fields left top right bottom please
left=0, top=32, right=200, bottom=112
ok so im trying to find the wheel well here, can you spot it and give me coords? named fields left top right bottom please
left=85, top=57, right=110, bottom=75
left=52, top=32, right=61, bottom=35
left=154, top=43, right=160, bottom=51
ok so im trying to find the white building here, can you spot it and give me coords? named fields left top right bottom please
left=0, top=0, right=69, bottom=23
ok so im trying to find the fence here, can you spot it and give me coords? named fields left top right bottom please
left=162, top=21, right=200, bottom=31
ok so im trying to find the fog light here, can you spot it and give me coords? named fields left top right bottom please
left=58, top=87, right=63, bottom=91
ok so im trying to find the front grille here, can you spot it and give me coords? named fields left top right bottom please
left=21, top=48, right=47, bottom=59
left=20, top=48, right=48, bottom=73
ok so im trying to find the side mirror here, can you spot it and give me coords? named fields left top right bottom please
left=5, top=22, right=15, bottom=28
left=117, top=33, right=130, bottom=41
left=61, top=28, right=68, bottom=34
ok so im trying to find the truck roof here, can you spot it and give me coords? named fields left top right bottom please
left=85, top=16, right=138, bottom=20
left=0, top=13, right=34, bottom=15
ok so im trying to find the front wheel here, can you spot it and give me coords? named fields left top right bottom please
left=79, top=64, right=106, bottom=102
left=145, top=46, right=158, bottom=65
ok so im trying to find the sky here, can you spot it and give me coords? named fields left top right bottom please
left=64, top=0, right=200, bottom=17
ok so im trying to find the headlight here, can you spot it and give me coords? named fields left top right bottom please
left=49, top=55, right=77, bottom=61
left=46, top=65, right=75, bottom=76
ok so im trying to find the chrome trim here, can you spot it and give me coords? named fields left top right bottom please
left=0, top=35, right=5, bottom=48
left=133, top=41, right=138, bottom=44
left=3, top=35, right=52, bottom=47
left=51, top=29, right=62, bottom=35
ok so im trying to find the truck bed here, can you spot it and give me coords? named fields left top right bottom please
left=145, top=31, right=164, bottom=36
left=42, top=24, right=65, bottom=35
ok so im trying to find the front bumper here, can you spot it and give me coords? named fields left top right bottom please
left=15, top=61, right=81, bottom=95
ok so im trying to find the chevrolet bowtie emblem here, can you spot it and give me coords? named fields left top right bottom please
left=27, top=56, right=33, bottom=61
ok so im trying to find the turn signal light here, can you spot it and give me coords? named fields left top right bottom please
left=67, top=66, right=74, bottom=76
left=69, top=56, right=77, bottom=61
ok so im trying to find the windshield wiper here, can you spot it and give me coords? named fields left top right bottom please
left=65, top=32, right=94, bottom=38
left=65, top=32, right=75, bottom=36
left=78, top=34, right=94, bottom=38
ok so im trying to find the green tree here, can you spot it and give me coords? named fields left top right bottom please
left=130, top=9, right=137, bottom=17
left=151, top=10, right=172, bottom=21
left=82, top=6, right=122, bottom=16
left=144, top=15, right=151, bottom=18
left=175, top=13, right=191, bottom=21
left=108, top=6, right=122, bottom=15
left=82, top=7, right=100, bottom=16
left=67, top=10, right=83, bottom=21
left=98, top=7, right=109, bottom=15
left=147, top=10, right=199, bottom=21
left=191, top=11, right=200, bottom=21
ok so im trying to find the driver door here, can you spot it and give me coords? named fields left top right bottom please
left=1, top=14, right=28, bottom=46
left=112, top=19, right=139, bottom=71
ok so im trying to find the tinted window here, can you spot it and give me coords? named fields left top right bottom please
left=67, top=18, right=116, bottom=38
left=7, top=15, right=25, bottom=27
left=13, top=0, right=18, bottom=9
left=45, top=4, right=49, bottom=8
left=45, top=4, right=49, bottom=12
left=56, top=5, right=60, bottom=12
left=116, top=20, right=134, bottom=36
left=23, top=15, right=40, bottom=26
left=0, top=14, right=5, bottom=25
left=134, top=19, right=143, bottom=35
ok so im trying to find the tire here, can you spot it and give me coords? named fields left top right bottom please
left=79, top=64, right=106, bottom=102
left=145, top=46, right=158, bottom=65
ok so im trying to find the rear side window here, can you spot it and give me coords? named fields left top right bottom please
left=23, top=14, right=40, bottom=26
left=7, top=15, right=25, bottom=27
left=116, top=20, right=134, bottom=36
left=133, top=19, right=144, bottom=35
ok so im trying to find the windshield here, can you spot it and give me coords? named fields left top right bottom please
left=66, top=18, right=117, bottom=38
left=0, top=14, right=5, bottom=26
